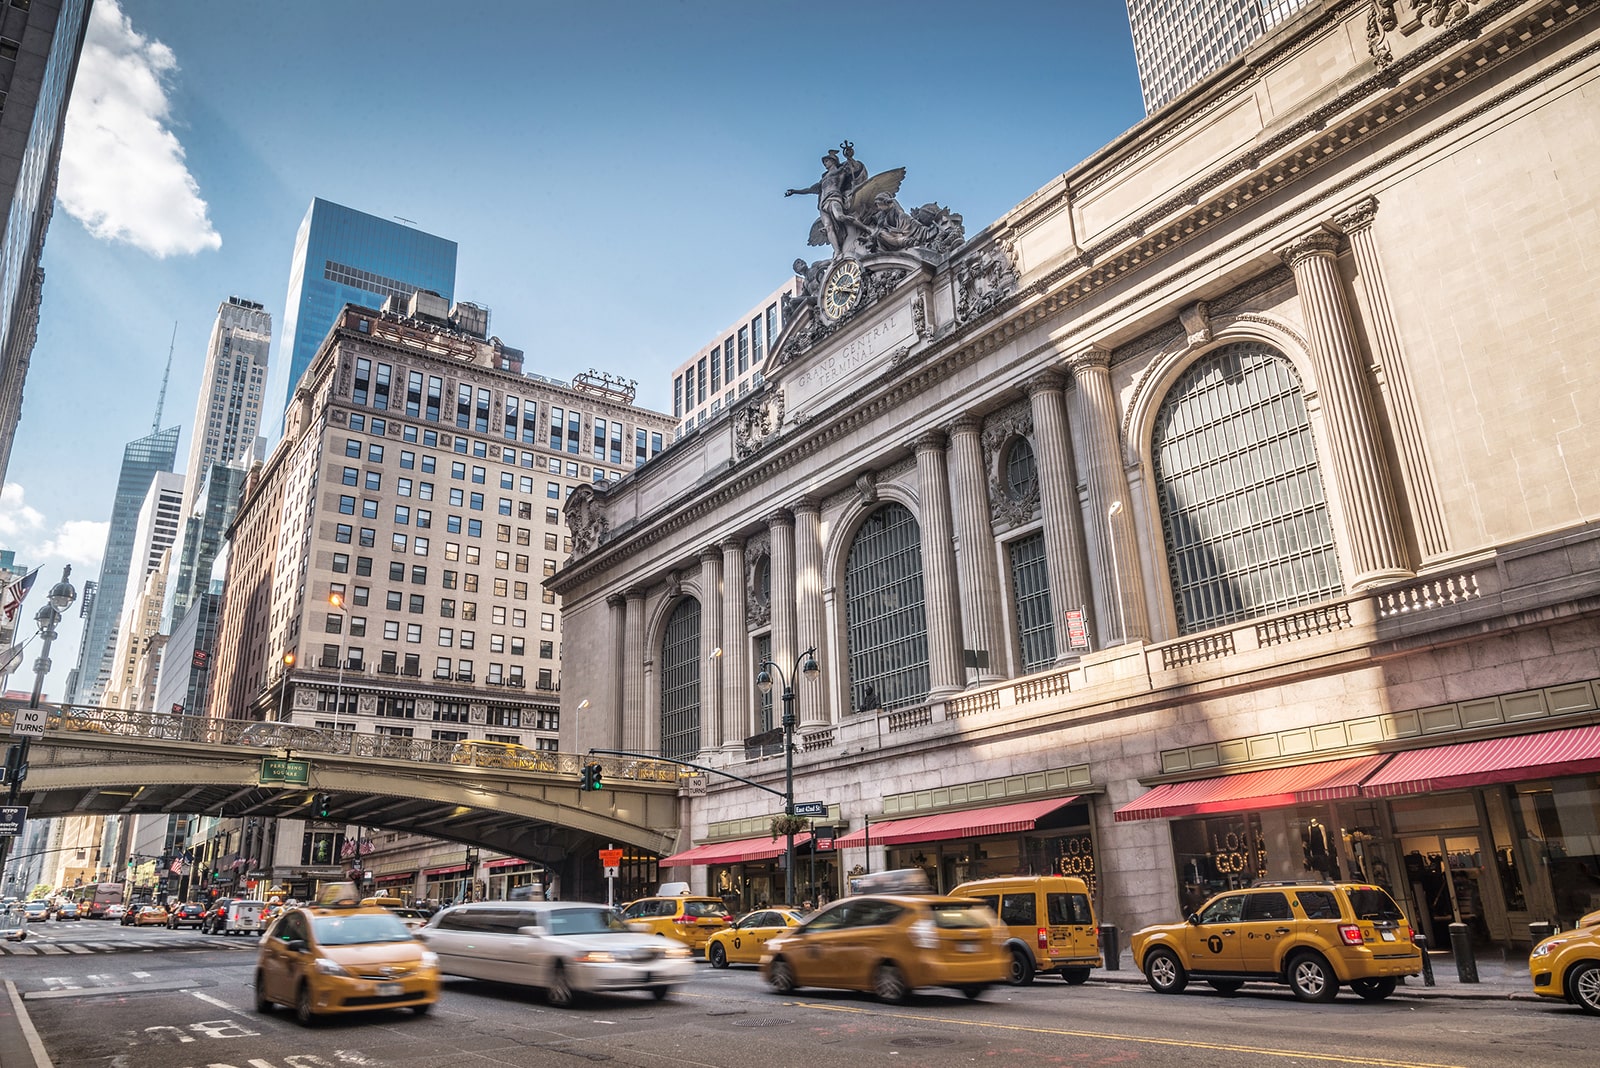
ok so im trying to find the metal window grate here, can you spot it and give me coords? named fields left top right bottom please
left=660, top=598, right=702, bottom=761
left=844, top=503, right=929, bottom=711
left=1153, top=343, right=1342, bottom=634
left=1008, top=531, right=1056, bottom=672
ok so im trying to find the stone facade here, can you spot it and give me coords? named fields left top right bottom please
left=549, top=1, right=1600, bottom=938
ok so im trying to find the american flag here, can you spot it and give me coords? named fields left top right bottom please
left=0, top=568, right=38, bottom=626
left=169, top=857, right=186, bottom=876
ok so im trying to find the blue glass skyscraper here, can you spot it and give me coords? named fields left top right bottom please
left=264, top=199, right=457, bottom=437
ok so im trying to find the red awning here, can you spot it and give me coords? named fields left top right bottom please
left=1360, top=725, right=1600, bottom=797
left=833, top=796, right=1081, bottom=848
left=423, top=864, right=468, bottom=877
left=658, top=832, right=813, bottom=867
left=374, top=871, right=414, bottom=883
left=486, top=857, right=529, bottom=870
left=1113, top=755, right=1389, bottom=822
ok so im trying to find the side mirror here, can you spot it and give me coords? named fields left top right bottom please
left=1186, top=914, right=1201, bottom=926
left=286, top=938, right=308, bottom=953
left=517, top=925, right=544, bottom=936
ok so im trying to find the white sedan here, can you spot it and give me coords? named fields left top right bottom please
left=102, top=904, right=126, bottom=920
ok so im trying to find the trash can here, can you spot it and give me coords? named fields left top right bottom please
left=1100, top=924, right=1120, bottom=971
left=1529, top=920, right=1554, bottom=951
left=1449, top=922, right=1478, bottom=983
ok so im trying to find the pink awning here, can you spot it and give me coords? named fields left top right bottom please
left=1361, top=725, right=1600, bottom=797
left=1113, top=755, right=1389, bottom=822
left=833, top=796, right=1080, bottom=848
left=658, top=832, right=813, bottom=867
left=486, top=857, right=529, bottom=869
left=423, top=863, right=468, bottom=877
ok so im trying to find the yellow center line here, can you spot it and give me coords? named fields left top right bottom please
left=788, top=1002, right=1466, bottom=1068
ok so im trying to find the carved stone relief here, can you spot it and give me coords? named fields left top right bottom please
left=1368, top=1, right=1481, bottom=68
left=565, top=484, right=608, bottom=558
left=734, top=389, right=786, bottom=459
left=982, top=401, right=1039, bottom=527
left=955, top=241, right=1020, bottom=325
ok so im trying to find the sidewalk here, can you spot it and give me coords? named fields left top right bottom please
left=1095, top=946, right=1539, bottom=1000
left=1, top=981, right=52, bottom=1068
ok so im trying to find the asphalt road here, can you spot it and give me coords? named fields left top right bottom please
left=5, top=922, right=1597, bottom=1068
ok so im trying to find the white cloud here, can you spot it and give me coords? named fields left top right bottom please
left=0, top=483, right=104, bottom=570
left=58, top=0, right=221, bottom=257
left=0, top=482, right=44, bottom=540
left=41, top=520, right=110, bottom=569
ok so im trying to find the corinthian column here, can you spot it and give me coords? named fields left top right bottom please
left=1277, top=227, right=1411, bottom=587
left=793, top=497, right=830, bottom=725
left=698, top=546, right=724, bottom=750
left=1333, top=198, right=1448, bottom=559
left=947, top=416, right=1005, bottom=681
left=1067, top=348, right=1150, bottom=644
left=767, top=509, right=797, bottom=693
left=622, top=587, right=648, bottom=753
left=719, top=537, right=749, bottom=747
left=915, top=431, right=965, bottom=697
left=1026, top=372, right=1094, bottom=656
left=605, top=593, right=627, bottom=747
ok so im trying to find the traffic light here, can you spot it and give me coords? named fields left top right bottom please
left=315, top=793, right=332, bottom=818
left=580, top=763, right=603, bottom=791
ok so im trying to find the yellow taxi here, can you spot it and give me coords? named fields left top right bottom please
left=1529, top=907, right=1600, bottom=1013
left=254, top=882, right=439, bottom=1025
left=1132, top=881, right=1421, bottom=1003
left=362, top=895, right=431, bottom=931
left=133, top=904, right=170, bottom=927
left=705, top=907, right=805, bottom=968
left=619, top=894, right=732, bottom=949
left=759, top=870, right=1009, bottom=1003
left=952, top=874, right=1101, bottom=985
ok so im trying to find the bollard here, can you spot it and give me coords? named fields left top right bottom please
left=1449, top=922, right=1478, bottom=983
left=1100, top=923, right=1120, bottom=971
left=1416, top=932, right=1436, bottom=987
left=1528, top=920, right=1554, bottom=952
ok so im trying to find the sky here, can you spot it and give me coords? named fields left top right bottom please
left=0, top=0, right=1145, bottom=702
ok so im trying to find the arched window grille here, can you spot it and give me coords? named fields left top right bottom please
left=1153, top=342, right=1343, bottom=633
left=844, top=503, right=929, bottom=711
left=659, top=598, right=701, bottom=760
left=1006, top=438, right=1038, bottom=499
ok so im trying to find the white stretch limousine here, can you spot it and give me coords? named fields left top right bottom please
left=417, top=900, right=695, bottom=1007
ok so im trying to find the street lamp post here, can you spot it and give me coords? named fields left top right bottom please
left=0, top=566, right=77, bottom=881
left=276, top=651, right=295, bottom=721
left=756, top=646, right=819, bottom=906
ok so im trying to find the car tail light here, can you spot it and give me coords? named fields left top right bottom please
left=675, top=916, right=698, bottom=926
left=1038, top=927, right=1049, bottom=950
left=1401, top=926, right=1413, bottom=942
left=1338, top=924, right=1364, bottom=946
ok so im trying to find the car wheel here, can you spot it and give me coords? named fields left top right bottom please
left=709, top=942, right=728, bottom=969
left=651, top=986, right=671, bottom=1001
left=1567, top=962, right=1600, bottom=1015
left=767, top=956, right=798, bottom=994
left=253, top=972, right=274, bottom=1014
left=1206, top=979, right=1244, bottom=994
left=1349, top=976, right=1396, bottom=1002
left=1143, top=948, right=1188, bottom=995
left=1060, top=967, right=1091, bottom=986
left=962, top=984, right=987, bottom=1000
left=872, top=962, right=909, bottom=1005
left=1007, top=947, right=1035, bottom=986
left=294, top=983, right=318, bottom=1027
left=1288, top=952, right=1339, bottom=1003
left=411, top=1002, right=433, bottom=1016
left=546, top=963, right=575, bottom=1008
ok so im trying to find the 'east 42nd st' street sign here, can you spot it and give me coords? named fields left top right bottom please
left=260, top=758, right=310, bottom=785
left=792, top=801, right=830, bottom=818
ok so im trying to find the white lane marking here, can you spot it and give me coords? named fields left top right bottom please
left=131, top=971, right=151, bottom=979
left=5, top=980, right=54, bottom=1068
left=188, top=990, right=242, bottom=1012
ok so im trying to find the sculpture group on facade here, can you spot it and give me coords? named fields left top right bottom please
left=784, top=142, right=965, bottom=264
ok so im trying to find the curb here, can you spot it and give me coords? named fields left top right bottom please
left=1090, top=971, right=1539, bottom=1001
left=1, top=980, right=53, bottom=1068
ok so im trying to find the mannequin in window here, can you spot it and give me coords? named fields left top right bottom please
left=1302, top=819, right=1330, bottom=872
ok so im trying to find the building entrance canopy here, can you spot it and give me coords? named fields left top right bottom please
left=1114, top=756, right=1387, bottom=822
left=833, top=796, right=1080, bottom=848
left=1361, top=723, right=1600, bottom=797
left=658, top=832, right=814, bottom=868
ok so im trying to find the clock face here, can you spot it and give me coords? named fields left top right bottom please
left=821, top=259, right=864, bottom=322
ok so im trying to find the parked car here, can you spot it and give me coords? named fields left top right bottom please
left=167, top=902, right=206, bottom=930
left=951, top=875, right=1101, bottom=985
left=420, top=900, right=694, bottom=1006
left=1529, top=907, right=1600, bottom=1013
left=1131, top=881, right=1421, bottom=1002
left=54, top=901, right=81, bottom=921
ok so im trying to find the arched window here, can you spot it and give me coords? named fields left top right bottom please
left=660, top=598, right=701, bottom=760
left=844, top=503, right=929, bottom=711
left=1153, top=342, right=1342, bottom=633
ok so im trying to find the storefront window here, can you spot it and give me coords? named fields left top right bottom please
left=1516, top=777, right=1600, bottom=929
left=1170, top=813, right=1267, bottom=916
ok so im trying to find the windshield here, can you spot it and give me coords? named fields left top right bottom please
left=311, top=912, right=414, bottom=945
left=927, top=902, right=999, bottom=929
left=682, top=900, right=726, bottom=919
left=546, top=907, right=632, bottom=935
left=1347, top=888, right=1405, bottom=923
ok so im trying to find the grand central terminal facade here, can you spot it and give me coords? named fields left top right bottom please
left=550, top=0, right=1600, bottom=947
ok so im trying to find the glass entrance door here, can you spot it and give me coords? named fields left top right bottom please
left=1400, top=833, right=1489, bottom=945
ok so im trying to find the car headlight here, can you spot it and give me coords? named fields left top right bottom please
left=312, top=956, right=350, bottom=976
left=664, top=945, right=692, bottom=959
left=419, top=950, right=439, bottom=969
left=573, top=951, right=617, bottom=964
left=1529, top=939, right=1565, bottom=959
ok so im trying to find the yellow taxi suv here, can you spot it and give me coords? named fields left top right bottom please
left=759, top=870, right=1009, bottom=1003
left=1131, top=881, right=1420, bottom=1003
left=952, top=875, right=1101, bottom=985
left=1529, top=907, right=1600, bottom=1013
left=254, top=882, right=439, bottom=1026
left=706, top=907, right=804, bottom=968
left=619, top=894, right=732, bottom=949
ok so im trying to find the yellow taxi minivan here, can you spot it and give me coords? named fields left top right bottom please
left=255, top=882, right=439, bottom=1025
left=951, top=875, right=1101, bottom=985
left=619, top=894, right=732, bottom=949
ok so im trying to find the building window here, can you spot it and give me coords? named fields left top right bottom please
left=844, top=503, right=929, bottom=711
left=1008, top=531, right=1055, bottom=672
left=332, top=553, right=349, bottom=573
left=660, top=598, right=701, bottom=762
left=1153, top=343, right=1342, bottom=634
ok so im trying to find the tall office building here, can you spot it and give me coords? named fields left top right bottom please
left=181, top=297, right=271, bottom=518
left=1125, top=0, right=1313, bottom=113
left=0, top=0, right=92, bottom=484
left=264, top=199, right=457, bottom=439
left=65, top=425, right=181, bottom=705
left=669, top=278, right=798, bottom=442
left=104, top=470, right=183, bottom=710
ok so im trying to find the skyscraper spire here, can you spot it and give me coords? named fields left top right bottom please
left=153, top=321, right=176, bottom=433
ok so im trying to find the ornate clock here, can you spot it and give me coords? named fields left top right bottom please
left=821, top=258, right=864, bottom=322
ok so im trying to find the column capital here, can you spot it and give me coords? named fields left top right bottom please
left=698, top=545, right=721, bottom=564
left=1276, top=226, right=1342, bottom=268
left=914, top=429, right=948, bottom=454
left=624, top=586, right=647, bottom=603
left=718, top=534, right=746, bottom=553
left=792, top=494, right=822, bottom=517
left=765, top=507, right=794, bottom=530
left=1024, top=369, right=1068, bottom=397
left=1064, top=345, right=1111, bottom=374
left=1331, top=196, right=1379, bottom=236
left=949, top=413, right=983, bottom=437
left=606, top=593, right=628, bottom=609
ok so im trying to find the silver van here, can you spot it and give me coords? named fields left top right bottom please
left=418, top=900, right=694, bottom=1007
left=219, top=899, right=268, bottom=935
